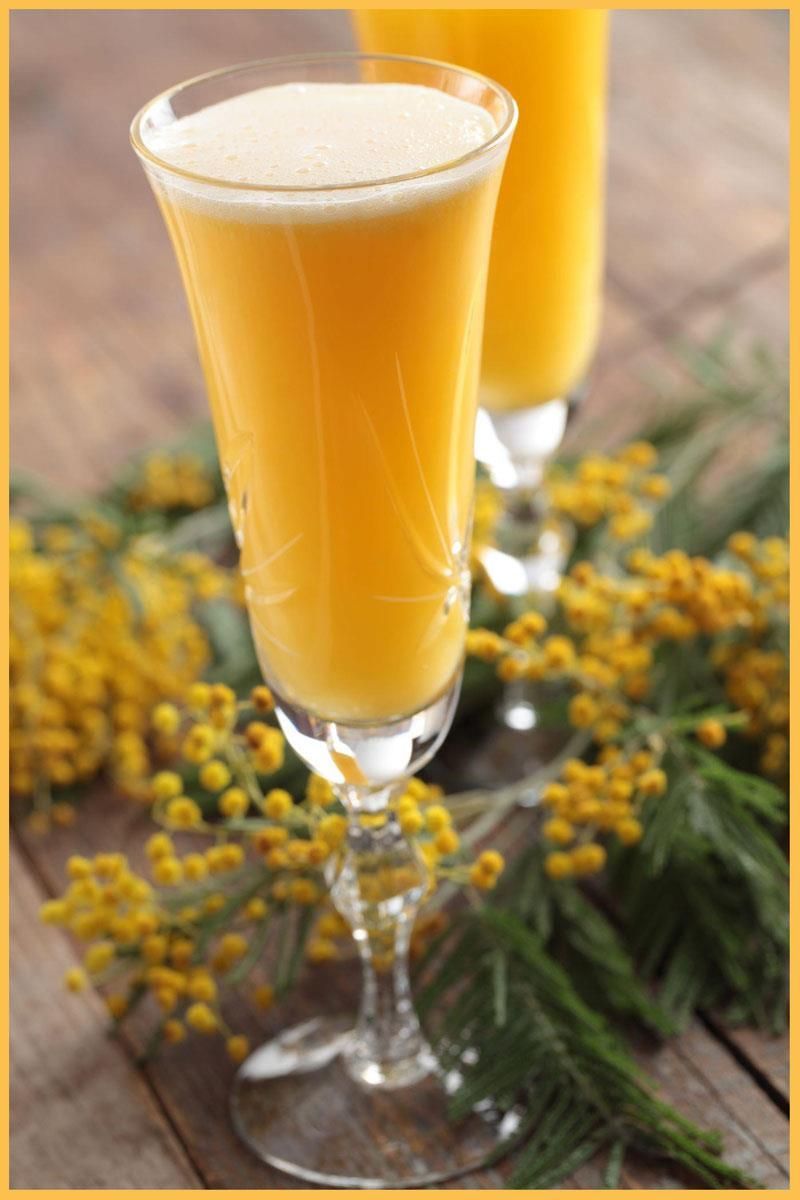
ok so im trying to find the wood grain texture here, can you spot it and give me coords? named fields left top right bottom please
left=15, top=790, right=788, bottom=1191
left=10, top=840, right=202, bottom=1189
left=705, top=1019, right=789, bottom=1109
left=621, top=1025, right=788, bottom=1189
left=13, top=791, right=508, bottom=1189
left=606, top=10, right=788, bottom=312
left=10, top=10, right=789, bottom=490
left=10, top=9, right=353, bottom=491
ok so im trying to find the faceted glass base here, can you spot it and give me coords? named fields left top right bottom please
left=230, top=1017, right=516, bottom=1187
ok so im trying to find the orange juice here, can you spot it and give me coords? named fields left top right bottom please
left=141, top=81, right=508, bottom=722
left=355, top=11, right=608, bottom=410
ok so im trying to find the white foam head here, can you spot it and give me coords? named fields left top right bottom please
left=140, top=81, right=502, bottom=222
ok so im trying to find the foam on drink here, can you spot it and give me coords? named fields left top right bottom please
left=149, top=82, right=496, bottom=187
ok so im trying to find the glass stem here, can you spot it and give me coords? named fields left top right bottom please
left=330, top=784, right=434, bottom=1089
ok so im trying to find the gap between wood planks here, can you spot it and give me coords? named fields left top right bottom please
left=13, top=789, right=788, bottom=1190
left=700, top=1014, right=790, bottom=1118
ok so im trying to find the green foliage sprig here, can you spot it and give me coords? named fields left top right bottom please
left=418, top=907, right=754, bottom=1188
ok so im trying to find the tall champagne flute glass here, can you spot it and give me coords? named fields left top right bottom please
left=132, top=53, right=515, bottom=1187
left=356, top=11, right=609, bottom=735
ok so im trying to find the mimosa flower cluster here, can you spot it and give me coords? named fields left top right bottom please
left=548, top=440, right=671, bottom=540
left=467, top=515, right=787, bottom=876
left=125, top=452, right=219, bottom=513
left=41, top=681, right=505, bottom=1060
left=10, top=508, right=241, bottom=829
left=539, top=746, right=664, bottom=878
left=470, top=441, right=671, bottom=577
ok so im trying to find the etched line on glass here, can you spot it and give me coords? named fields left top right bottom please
left=356, top=394, right=457, bottom=588
left=248, top=585, right=298, bottom=607
left=250, top=609, right=300, bottom=658
left=241, top=531, right=304, bottom=578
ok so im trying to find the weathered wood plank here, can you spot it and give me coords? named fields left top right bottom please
left=10, top=839, right=203, bottom=1189
left=574, top=241, right=787, bottom=460
left=10, top=9, right=354, bottom=491
left=705, top=1020, right=789, bottom=1109
left=15, top=790, right=789, bottom=1190
left=621, top=1024, right=788, bottom=1189
left=13, top=792, right=508, bottom=1189
left=675, top=255, right=789, bottom=353
left=607, top=10, right=788, bottom=313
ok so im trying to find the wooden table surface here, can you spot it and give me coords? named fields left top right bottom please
left=10, top=9, right=789, bottom=1190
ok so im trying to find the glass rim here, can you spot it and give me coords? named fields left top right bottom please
left=130, top=51, right=517, bottom=195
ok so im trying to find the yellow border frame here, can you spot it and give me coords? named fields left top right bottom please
left=2, top=3, right=794, bottom=1196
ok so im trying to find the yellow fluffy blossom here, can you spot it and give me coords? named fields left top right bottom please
left=399, top=808, right=424, bottom=836
left=306, top=937, right=338, bottom=963
left=64, top=966, right=88, bottom=993
left=146, top=832, right=174, bottom=861
left=199, top=760, right=231, bottom=793
left=306, top=774, right=335, bottom=807
left=186, top=682, right=212, bottom=711
left=152, top=857, right=184, bottom=887
left=152, top=703, right=181, bottom=736
left=541, top=747, right=667, bottom=871
left=696, top=719, right=727, bottom=749
left=250, top=685, right=274, bottom=712
left=181, top=724, right=216, bottom=765
left=185, top=1002, right=218, bottom=1034
left=434, top=828, right=460, bottom=856
left=263, top=788, right=293, bottom=821
left=152, top=771, right=183, bottom=802
left=219, top=787, right=249, bottom=818
left=126, top=453, right=217, bottom=513
left=543, top=817, right=575, bottom=846
left=571, top=843, right=607, bottom=876
left=187, top=972, right=217, bottom=1002
left=226, top=1035, right=250, bottom=1063
left=244, top=897, right=268, bottom=921
left=252, top=983, right=275, bottom=1011
left=10, top=516, right=239, bottom=817
left=545, top=852, right=574, bottom=880
left=164, top=797, right=203, bottom=830
left=469, top=849, right=506, bottom=890
left=425, top=805, right=451, bottom=834
left=638, top=769, right=667, bottom=797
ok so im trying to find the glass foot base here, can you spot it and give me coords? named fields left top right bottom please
left=230, top=1016, right=515, bottom=1187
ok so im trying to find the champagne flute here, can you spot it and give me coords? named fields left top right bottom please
left=132, top=52, right=516, bottom=1187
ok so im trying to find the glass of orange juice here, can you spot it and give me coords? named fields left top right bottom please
left=132, top=53, right=516, bottom=1186
left=355, top=11, right=609, bottom=732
